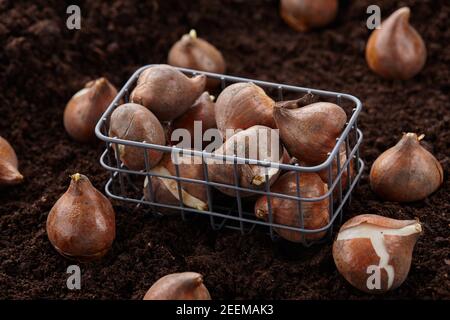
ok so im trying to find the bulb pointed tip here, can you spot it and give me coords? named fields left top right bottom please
left=71, top=173, right=82, bottom=182
left=398, top=7, right=411, bottom=16
left=393, top=7, right=411, bottom=23
left=189, top=29, right=197, bottom=39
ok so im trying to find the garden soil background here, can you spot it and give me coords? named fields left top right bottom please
left=0, top=0, right=449, bottom=299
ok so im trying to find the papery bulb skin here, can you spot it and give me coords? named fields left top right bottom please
left=366, top=7, right=426, bottom=80
left=280, top=0, right=338, bottom=32
left=168, top=30, right=225, bottom=89
left=273, top=98, right=347, bottom=165
left=130, top=64, right=206, bottom=121
left=370, top=133, right=443, bottom=202
left=255, top=171, right=329, bottom=242
left=46, top=174, right=116, bottom=261
left=143, top=272, right=211, bottom=300
left=215, top=82, right=276, bottom=139
left=333, top=214, right=422, bottom=293
left=0, top=136, right=23, bottom=186
left=109, top=103, right=166, bottom=170
left=64, top=77, right=117, bottom=142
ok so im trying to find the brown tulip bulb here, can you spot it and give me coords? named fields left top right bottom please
left=64, top=77, right=117, bottom=142
left=370, top=133, right=443, bottom=202
left=255, top=171, right=329, bottom=242
left=274, top=97, right=347, bottom=165
left=0, top=136, right=23, bottom=186
left=366, top=7, right=426, bottom=80
left=280, top=0, right=338, bottom=32
left=109, top=103, right=166, bottom=170
left=144, top=152, right=208, bottom=214
left=215, top=82, right=276, bottom=139
left=168, top=29, right=226, bottom=89
left=46, top=174, right=116, bottom=261
left=207, top=125, right=284, bottom=197
left=169, top=92, right=216, bottom=150
left=143, top=272, right=211, bottom=300
left=130, top=64, right=206, bottom=121
left=333, top=214, right=422, bottom=293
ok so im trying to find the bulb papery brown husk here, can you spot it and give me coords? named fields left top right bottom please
left=169, top=92, right=216, bottom=150
left=143, top=152, right=208, bottom=214
left=46, top=174, right=116, bottom=261
left=254, top=171, right=329, bottom=242
left=109, top=103, right=166, bottom=170
left=64, top=77, right=117, bottom=142
left=370, top=133, right=443, bottom=202
left=333, top=214, right=422, bottom=293
left=130, top=64, right=206, bottom=121
left=143, top=272, right=211, bottom=300
left=366, top=7, right=426, bottom=80
left=215, top=82, right=276, bottom=140
left=206, top=125, right=284, bottom=197
left=168, top=30, right=226, bottom=89
left=273, top=98, right=347, bottom=165
left=280, top=0, right=338, bottom=32
left=0, top=136, right=24, bottom=186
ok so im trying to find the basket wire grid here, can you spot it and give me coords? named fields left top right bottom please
left=95, top=65, right=364, bottom=246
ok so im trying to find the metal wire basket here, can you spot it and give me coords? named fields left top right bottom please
left=95, top=65, right=364, bottom=246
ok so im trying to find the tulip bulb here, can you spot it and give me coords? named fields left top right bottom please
left=168, top=29, right=226, bottom=89
left=366, top=7, right=426, bottom=80
left=273, top=97, right=347, bottom=165
left=215, top=82, right=276, bottom=139
left=370, top=133, right=443, bottom=202
left=130, top=64, right=206, bottom=121
left=0, top=137, right=23, bottom=186
left=255, top=171, right=329, bottom=242
left=0, top=136, right=23, bottom=186
left=144, top=152, right=208, bottom=214
left=64, top=77, right=117, bottom=142
left=280, top=0, right=338, bottom=32
left=143, top=272, right=211, bottom=300
left=333, top=214, right=422, bottom=293
left=207, top=125, right=283, bottom=197
left=46, top=174, right=116, bottom=261
left=109, top=103, right=166, bottom=170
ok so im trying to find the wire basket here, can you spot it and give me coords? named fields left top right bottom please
left=95, top=65, right=364, bottom=246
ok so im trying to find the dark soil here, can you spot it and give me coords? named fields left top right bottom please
left=0, top=0, right=449, bottom=299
